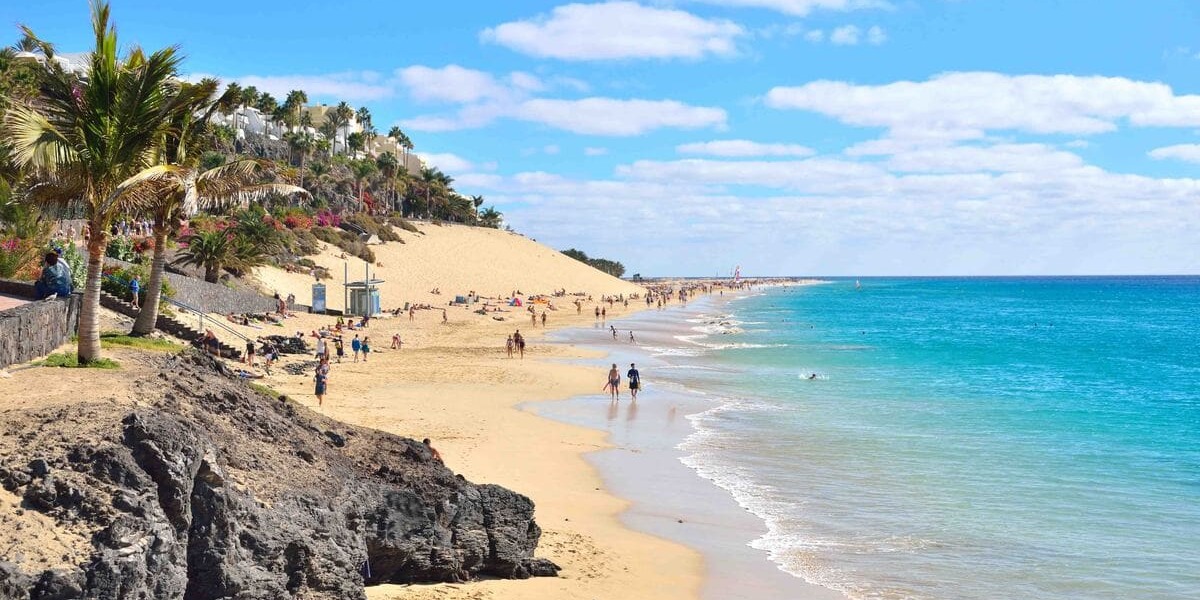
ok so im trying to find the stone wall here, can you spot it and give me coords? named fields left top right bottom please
left=161, top=271, right=278, bottom=314
left=0, top=281, right=81, bottom=369
left=106, top=259, right=277, bottom=314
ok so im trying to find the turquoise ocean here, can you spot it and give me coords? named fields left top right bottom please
left=549, top=277, right=1200, bottom=599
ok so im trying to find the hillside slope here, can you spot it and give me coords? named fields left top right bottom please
left=255, top=223, right=644, bottom=312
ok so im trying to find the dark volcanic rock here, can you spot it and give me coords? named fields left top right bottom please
left=0, top=350, right=557, bottom=600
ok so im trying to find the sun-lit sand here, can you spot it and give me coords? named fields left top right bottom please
left=223, top=222, right=705, bottom=600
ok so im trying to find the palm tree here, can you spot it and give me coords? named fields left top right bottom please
left=285, top=131, right=315, bottom=187
left=317, top=120, right=337, bottom=157
left=176, top=229, right=232, bottom=283
left=478, top=206, right=503, bottom=228
left=387, top=125, right=414, bottom=170
left=332, top=101, right=354, bottom=153
left=4, top=1, right=191, bottom=363
left=284, top=89, right=307, bottom=133
left=356, top=106, right=371, bottom=131
left=346, top=131, right=365, bottom=158
left=218, top=82, right=241, bottom=115
left=130, top=79, right=309, bottom=335
left=350, top=159, right=377, bottom=212
left=239, top=85, right=259, bottom=109
left=363, top=125, right=378, bottom=154
left=256, top=93, right=278, bottom=136
left=419, top=166, right=454, bottom=219
left=375, top=151, right=398, bottom=212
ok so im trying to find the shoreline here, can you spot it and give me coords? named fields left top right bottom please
left=257, top=282, right=841, bottom=600
left=536, top=288, right=844, bottom=600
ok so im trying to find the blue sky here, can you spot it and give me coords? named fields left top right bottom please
left=7, top=0, right=1200, bottom=276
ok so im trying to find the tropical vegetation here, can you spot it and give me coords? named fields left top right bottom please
left=561, top=248, right=627, bottom=278
left=0, top=1, right=510, bottom=364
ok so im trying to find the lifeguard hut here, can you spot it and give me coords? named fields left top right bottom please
left=343, top=263, right=384, bottom=317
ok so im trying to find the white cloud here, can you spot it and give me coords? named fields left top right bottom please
left=881, top=143, right=1085, bottom=173
left=691, top=0, right=892, bottom=16
left=511, top=98, right=727, bottom=136
left=543, top=144, right=561, bottom=155
left=1065, top=140, right=1090, bottom=149
left=765, top=72, right=1200, bottom=138
left=481, top=1, right=745, bottom=61
left=403, top=97, right=727, bottom=136
left=508, top=71, right=546, bottom=93
left=804, top=29, right=825, bottom=43
left=830, top=25, right=861, bottom=45
left=585, top=147, right=609, bottom=156
left=866, top=25, right=887, bottom=45
left=415, top=152, right=474, bottom=174
left=465, top=154, right=1200, bottom=275
left=1148, top=144, right=1200, bottom=164
left=396, top=64, right=511, bottom=103
left=676, top=139, right=816, bottom=157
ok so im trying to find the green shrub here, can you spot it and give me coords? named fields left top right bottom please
left=346, top=213, right=401, bottom=242
left=395, top=218, right=420, bottom=234
left=312, top=226, right=375, bottom=263
left=105, top=235, right=139, bottom=263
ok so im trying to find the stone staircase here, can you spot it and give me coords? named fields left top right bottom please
left=99, top=291, right=244, bottom=360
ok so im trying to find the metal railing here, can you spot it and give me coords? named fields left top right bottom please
left=163, top=296, right=252, bottom=344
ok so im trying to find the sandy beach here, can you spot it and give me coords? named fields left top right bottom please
left=214, top=222, right=708, bottom=600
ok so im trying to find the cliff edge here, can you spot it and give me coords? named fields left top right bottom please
left=0, top=350, right=558, bottom=599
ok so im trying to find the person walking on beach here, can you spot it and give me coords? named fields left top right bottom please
left=334, top=336, right=345, bottom=363
left=611, top=325, right=617, bottom=340
left=603, top=363, right=621, bottom=400
left=514, top=329, right=525, bottom=359
left=627, top=363, right=641, bottom=400
left=314, top=357, right=330, bottom=407
left=391, top=333, right=402, bottom=349
left=361, top=336, right=371, bottom=362
left=629, top=330, right=636, bottom=344
left=541, top=312, right=547, bottom=327
left=506, top=334, right=514, bottom=358
left=602, top=307, right=607, bottom=320
left=244, top=339, right=255, bottom=366
left=595, top=306, right=600, bottom=320
left=409, top=306, right=415, bottom=322
left=442, top=309, right=448, bottom=323
left=351, top=334, right=361, bottom=362
left=314, top=334, right=327, bottom=361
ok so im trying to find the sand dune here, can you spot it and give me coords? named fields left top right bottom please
left=255, top=222, right=644, bottom=312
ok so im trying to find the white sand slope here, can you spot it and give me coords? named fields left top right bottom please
left=254, top=222, right=644, bottom=312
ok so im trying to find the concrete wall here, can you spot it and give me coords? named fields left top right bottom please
left=0, top=280, right=81, bottom=369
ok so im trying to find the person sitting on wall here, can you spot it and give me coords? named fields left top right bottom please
left=34, top=252, right=73, bottom=299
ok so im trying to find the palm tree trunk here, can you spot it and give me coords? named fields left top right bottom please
left=77, top=229, right=107, bottom=364
left=131, top=221, right=168, bottom=335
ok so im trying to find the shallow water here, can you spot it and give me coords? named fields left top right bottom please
left=546, top=278, right=1200, bottom=599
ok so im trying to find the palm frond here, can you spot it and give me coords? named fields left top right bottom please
left=3, top=104, right=78, bottom=173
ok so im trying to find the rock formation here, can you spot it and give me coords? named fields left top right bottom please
left=0, top=351, right=557, bottom=599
